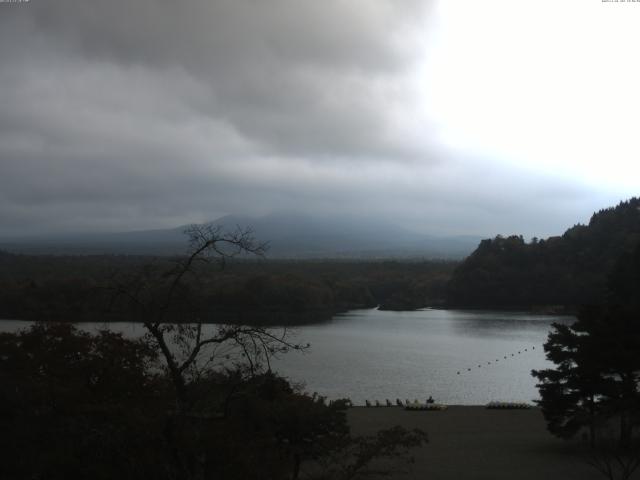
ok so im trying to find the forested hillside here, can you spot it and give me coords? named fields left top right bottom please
left=447, top=198, right=640, bottom=309
left=0, top=254, right=454, bottom=324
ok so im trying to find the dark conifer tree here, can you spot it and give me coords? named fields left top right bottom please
left=532, top=320, right=609, bottom=446
left=533, top=242, right=640, bottom=447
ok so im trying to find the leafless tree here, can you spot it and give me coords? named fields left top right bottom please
left=106, top=223, right=428, bottom=480
left=109, top=222, right=306, bottom=412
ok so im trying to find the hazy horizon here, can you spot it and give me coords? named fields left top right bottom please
left=1, top=0, right=638, bottom=239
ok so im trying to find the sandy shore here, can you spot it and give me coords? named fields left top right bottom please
left=347, top=406, right=620, bottom=480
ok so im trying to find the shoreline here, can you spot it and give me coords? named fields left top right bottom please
left=0, top=304, right=575, bottom=326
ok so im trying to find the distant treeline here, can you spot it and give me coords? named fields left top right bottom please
left=4, top=198, right=638, bottom=322
left=0, top=253, right=456, bottom=325
left=447, top=197, right=640, bottom=310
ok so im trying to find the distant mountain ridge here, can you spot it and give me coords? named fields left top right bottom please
left=447, top=197, right=640, bottom=308
left=0, top=213, right=481, bottom=259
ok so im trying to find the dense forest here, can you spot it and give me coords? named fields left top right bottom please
left=3, top=197, right=639, bottom=323
left=0, top=252, right=455, bottom=324
left=447, top=197, right=640, bottom=310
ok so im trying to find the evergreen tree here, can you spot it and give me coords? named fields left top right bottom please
left=532, top=319, right=609, bottom=446
left=533, top=242, right=640, bottom=447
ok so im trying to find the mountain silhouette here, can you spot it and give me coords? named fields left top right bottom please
left=0, top=212, right=480, bottom=258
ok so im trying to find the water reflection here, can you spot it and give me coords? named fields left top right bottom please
left=439, top=309, right=573, bottom=340
left=272, top=308, right=575, bottom=405
left=0, top=309, right=575, bottom=405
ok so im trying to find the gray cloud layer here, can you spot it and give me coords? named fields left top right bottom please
left=0, top=0, right=624, bottom=238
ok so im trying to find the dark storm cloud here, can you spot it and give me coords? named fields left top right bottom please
left=3, top=0, right=430, bottom=158
left=0, top=0, right=625, bottom=237
left=0, top=0, right=440, bottom=235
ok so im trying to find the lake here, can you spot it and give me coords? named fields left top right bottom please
left=0, top=308, right=573, bottom=405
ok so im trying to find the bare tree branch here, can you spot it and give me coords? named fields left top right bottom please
left=107, top=222, right=305, bottom=413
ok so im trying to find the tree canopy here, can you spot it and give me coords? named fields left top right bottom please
left=448, top=197, right=640, bottom=309
left=532, top=241, right=640, bottom=449
left=0, top=223, right=428, bottom=480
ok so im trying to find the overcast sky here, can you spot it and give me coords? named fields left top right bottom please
left=1, top=0, right=638, bottom=238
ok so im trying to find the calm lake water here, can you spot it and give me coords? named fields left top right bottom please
left=0, top=308, right=573, bottom=405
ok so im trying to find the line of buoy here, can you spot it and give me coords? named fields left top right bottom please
left=457, top=345, right=539, bottom=375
